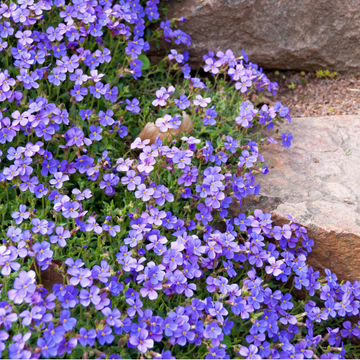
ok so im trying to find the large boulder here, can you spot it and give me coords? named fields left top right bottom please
left=241, top=115, right=360, bottom=281
left=165, top=0, right=360, bottom=71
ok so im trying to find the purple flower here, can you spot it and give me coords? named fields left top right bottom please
left=124, top=230, right=143, bottom=248
left=125, top=42, right=141, bottom=59
left=325, top=269, right=338, bottom=288
left=11, top=204, right=29, bottom=225
left=155, top=114, right=173, bottom=132
left=7, top=270, right=36, bottom=304
left=48, top=68, right=66, bottom=86
left=174, top=94, right=190, bottom=109
left=265, top=257, right=283, bottom=276
left=172, top=150, right=192, bottom=169
left=126, top=98, right=140, bottom=113
left=274, top=102, right=290, bottom=117
left=281, top=132, right=293, bottom=148
left=235, top=75, right=253, bottom=93
left=206, top=241, right=222, bottom=260
left=247, top=288, right=264, bottom=310
left=79, top=327, right=96, bottom=347
left=79, top=286, right=101, bottom=307
left=0, top=308, right=18, bottom=329
left=163, top=249, right=183, bottom=270
left=53, top=108, right=69, bottom=125
left=49, top=172, right=69, bottom=189
left=79, top=109, right=92, bottom=120
left=33, top=241, right=53, bottom=262
left=272, top=224, right=292, bottom=240
left=209, top=301, right=228, bottom=323
left=148, top=208, right=166, bottom=226
left=60, top=310, right=77, bottom=331
left=118, top=125, right=128, bottom=138
left=135, top=184, right=154, bottom=202
left=99, top=48, right=111, bottom=63
left=238, top=150, right=257, bottom=168
left=89, top=82, right=106, bottom=99
left=70, top=84, right=88, bottom=101
left=49, top=226, right=70, bottom=247
left=0, top=249, right=21, bottom=276
left=204, top=58, right=221, bottom=75
left=97, top=326, right=114, bottom=346
left=102, top=307, right=121, bottom=327
left=193, top=95, right=211, bottom=108
left=195, top=203, right=213, bottom=225
left=204, top=322, right=222, bottom=339
left=41, top=158, right=58, bottom=177
left=121, top=170, right=141, bottom=191
left=89, top=125, right=103, bottom=141
left=36, top=337, right=57, bottom=358
left=140, top=281, right=162, bottom=300
left=86, top=217, right=102, bottom=234
left=152, top=88, right=171, bottom=107
left=168, top=49, right=184, bottom=63
left=34, top=184, right=48, bottom=198
left=70, top=267, right=92, bottom=287
left=174, top=322, right=195, bottom=346
left=11, top=241, right=27, bottom=259
left=65, top=127, right=90, bottom=147
left=203, top=107, right=217, bottom=125
left=206, top=347, right=228, bottom=359
left=234, top=213, right=252, bottom=231
left=223, top=260, right=236, bottom=278
left=280, top=293, right=294, bottom=310
left=126, top=298, right=144, bottom=317
left=70, top=69, right=88, bottom=85
left=6, top=227, right=22, bottom=242
left=0, top=128, right=15, bottom=145
left=103, top=224, right=120, bottom=237
left=99, top=174, right=119, bottom=196
left=214, top=152, right=227, bottom=166
left=58, top=337, right=78, bottom=356
left=92, top=261, right=111, bottom=283
left=72, top=188, right=92, bottom=201
left=239, top=345, right=261, bottom=359
left=43, top=323, right=65, bottom=344
left=228, top=64, right=245, bottom=81
left=62, top=201, right=80, bottom=219
left=104, top=84, right=118, bottom=103
left=129, top=329, right=154, bottom=353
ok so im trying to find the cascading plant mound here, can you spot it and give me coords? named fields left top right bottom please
left=0, top=0, right=358, bottom=359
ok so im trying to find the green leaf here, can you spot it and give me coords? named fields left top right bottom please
left=138, top=54, right=151, bottom=70
left=223, top=335, right=232, bottom=347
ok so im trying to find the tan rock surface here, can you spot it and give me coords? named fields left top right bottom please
left=243, top=116, right=360, bottom=281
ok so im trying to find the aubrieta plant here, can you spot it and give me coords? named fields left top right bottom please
left=0, top=0, right=358, bottom=359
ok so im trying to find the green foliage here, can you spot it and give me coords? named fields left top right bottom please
left=288, top=83, right=295, bottom=90
left=316, top=69, right=338, bottom=79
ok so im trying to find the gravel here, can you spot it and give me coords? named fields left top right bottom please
left=266, top=71, right=360, bottom=117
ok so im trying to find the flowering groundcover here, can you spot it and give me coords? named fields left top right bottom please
left=0, top=0, right=359, bottom=359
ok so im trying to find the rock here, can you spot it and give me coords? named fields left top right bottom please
left=138, top=111, right=194, bottom=144
left=241, top=115, right=360, bottom=281
left=165, top=0, right=360, bottom=71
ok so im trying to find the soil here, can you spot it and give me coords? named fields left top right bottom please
left=30, top=259, right=64, bottom=292
left=266, top=71, right=360, bottom=117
